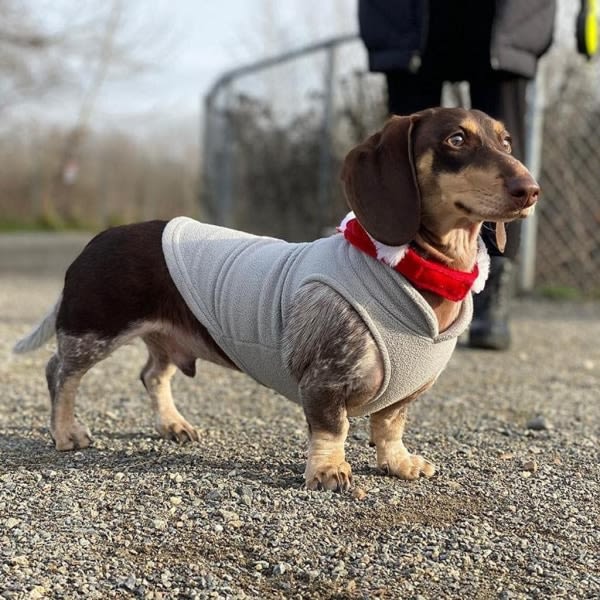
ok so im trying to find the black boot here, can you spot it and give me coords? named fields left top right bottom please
left=469, top=256, right=515, bottom=350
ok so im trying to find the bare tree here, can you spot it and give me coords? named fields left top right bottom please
left=47, top=0, right=125, bottom=222
left=0, top=0, right=72, bottom=111
left=0, top=0, right=177, bottom=223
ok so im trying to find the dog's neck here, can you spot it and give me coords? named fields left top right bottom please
left=414, top=222, right=482, bottom=272
left=413, top=222, right=483, bottom=331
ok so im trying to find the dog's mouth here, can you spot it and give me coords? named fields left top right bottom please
left=455, top=200, right=535, bottom=253
left=455, top=201, right=474, bottom=216
left=454, top=200, right=527, bottom=222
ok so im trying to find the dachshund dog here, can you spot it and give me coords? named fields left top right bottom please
left=14, top=108, right=539, bottom=491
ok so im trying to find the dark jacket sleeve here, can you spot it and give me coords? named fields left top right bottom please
left=358, top=0, right=426, bottom=72
left=491, top=0, right=556, bottom=77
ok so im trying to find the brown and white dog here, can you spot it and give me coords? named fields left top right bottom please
left=14, top=108, right=539, bottom=491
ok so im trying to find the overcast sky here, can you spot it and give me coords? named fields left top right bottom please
left=42, top=0, right=360, bottom=129
left=34, top=0, right=581, bottom=135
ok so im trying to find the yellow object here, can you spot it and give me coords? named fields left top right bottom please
left=578, top=0, right=598, bottom=58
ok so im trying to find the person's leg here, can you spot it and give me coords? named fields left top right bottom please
left=468, top=75, right=529, bottom=350
left=385, top=70, right=443, bottom=116
left=471, top=75, right=528, bottom=259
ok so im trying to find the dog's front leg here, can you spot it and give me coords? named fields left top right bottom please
left=370, top=396, right=436, bottom=480
left=302, top=389, right=352, bottom=492
left=283, top=283, right=384, bottom=491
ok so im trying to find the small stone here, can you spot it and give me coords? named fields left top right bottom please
left=153, top=519, right=167, bottom=530
left=121, top=575, right=137, bottom=591
left=352, top=487, right=367, bottom=500
left=273, top=563, right=287, bottom=576
left=582, top=359, right=595, bottom=370
left=521, top=460, right=538, bottom=473
left=6, top=517, right=19, bottom=529
left=213, top=524, right=224, bottom=533
left=115, top=472, right=125, bottom=481
left=499, top=452, right=514, bottom=461
left=333, top=560, right=346, bottom=572
left=29, top=586, right=47, bottom=599
left=254, top=560, right=269, bottom=571
left=169, top=496, right=182, bottom=506
left=526, top=416, right=550, bottom=431
left=218, top=509, right=239, bottom=522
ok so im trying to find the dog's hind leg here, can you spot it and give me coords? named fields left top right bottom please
left=46, top=332, right=112, bottom=450
left=140, top=333, right=199, bottom=443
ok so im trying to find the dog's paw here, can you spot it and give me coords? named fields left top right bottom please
left=156, top=416, right=199, bottom=443
left=304, top=460, right=353, bottom=492
left=380, top=453, right=435, bottom=480
left=52, top=420, right=93, bottom=451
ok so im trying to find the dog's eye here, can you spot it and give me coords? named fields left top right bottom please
left=502, top=137, right=512, bottom=153
left=447, top=133, right=465, bottom=147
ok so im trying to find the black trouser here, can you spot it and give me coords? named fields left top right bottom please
left=385, top=70, right=529, bottom=260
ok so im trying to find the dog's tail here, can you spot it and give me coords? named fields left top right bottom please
left=13, top=295, right=62, bottom=354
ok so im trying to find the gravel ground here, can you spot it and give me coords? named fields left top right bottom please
left=1, top=233, right=599, bottom=599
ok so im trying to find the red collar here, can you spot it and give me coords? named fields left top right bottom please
left=341, top=218, right=479, bottom=302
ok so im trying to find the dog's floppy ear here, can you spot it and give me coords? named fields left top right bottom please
left=341, top=115, right=421, bottom=246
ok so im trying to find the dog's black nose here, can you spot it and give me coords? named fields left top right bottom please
left=507, top=176, right=540, bottom=208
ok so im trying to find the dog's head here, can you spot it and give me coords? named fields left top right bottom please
left=341, top=107, right=539, bottom=247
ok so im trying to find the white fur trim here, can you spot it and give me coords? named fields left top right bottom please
left=372, top=239, right=409, bottom=267
left=472, top=237, right=490, bottom=294
left=338, top=212, right=408, bottom=266
left=338, top=211, right=356, bottom=231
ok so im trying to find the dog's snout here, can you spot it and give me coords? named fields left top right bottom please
left=507, top=176, right=540, bottom=208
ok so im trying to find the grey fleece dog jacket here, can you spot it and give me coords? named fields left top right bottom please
left=162, top=217, right=472, bottom=416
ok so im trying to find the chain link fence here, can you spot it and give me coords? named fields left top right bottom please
left=202, top=26, right=600, bottom=296
left=535, top=51, right=600, bottom=295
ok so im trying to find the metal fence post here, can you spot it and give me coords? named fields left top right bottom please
left=200, top=34, right=357, bottom=229
left=317, top=43, right=337, bottom=234
left=218, top=83, right=235, bottom=227
left=519, top=67, right=546, bottom=292
left=201, top=92, right=214, bottom=221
